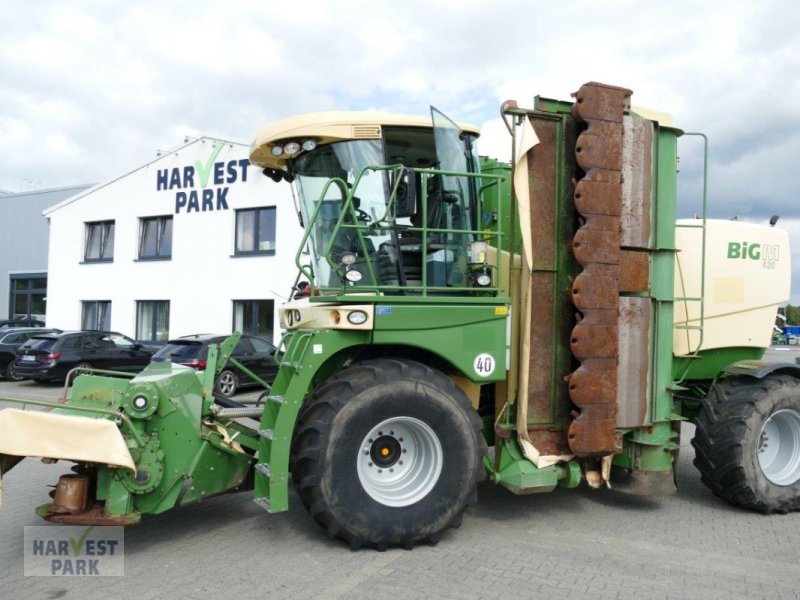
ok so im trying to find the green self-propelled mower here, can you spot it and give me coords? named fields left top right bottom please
left=2, top=82, right=800, bottom=550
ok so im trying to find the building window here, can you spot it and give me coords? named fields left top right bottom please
left=136, top=301, right=170, bottom=341
left=85, top=220, right=115, bottom=262
left=235, top=207, right=276, bottom=255
left=233, top=299, right=274, bottom=339
left=139, top=216, right=173, bottom=260
left=9, top=274, right=47, bottom=320
left=82, top=301, right=111, bottom=330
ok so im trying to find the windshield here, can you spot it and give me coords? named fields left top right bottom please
left=294, top=140, right=390, bottom=288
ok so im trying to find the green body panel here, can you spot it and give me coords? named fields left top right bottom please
left=372, top=304, right=509, bottom=383
left=479, top=157, right=516, bottom=253
left=486, top=437, right=581, bottom=494
left=96, top=363, right=254, bottom=516
left=673, top=347, right=765, bottom=381
left=255, top=328, right=371, bottom=512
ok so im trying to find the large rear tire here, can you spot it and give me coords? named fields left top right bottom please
left=692, top=374, right=800, bottom=514
left=292, top=358, right=485, bottom=550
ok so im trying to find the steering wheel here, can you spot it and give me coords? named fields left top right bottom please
left=356, top=208, right=372, bottom=223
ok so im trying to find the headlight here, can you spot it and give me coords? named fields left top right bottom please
left=345, top=269, right=363, bottom=283
left=347, top=310, right=368, bottom=325
left=340, top=252, right=356, bottom=266
left=476, top=273, right=492, bottom=286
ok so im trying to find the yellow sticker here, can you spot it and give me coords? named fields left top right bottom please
left=494, top=306, right=509, bottom=316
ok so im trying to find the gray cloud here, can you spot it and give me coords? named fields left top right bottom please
left=1, top=0, right=798, bottom=300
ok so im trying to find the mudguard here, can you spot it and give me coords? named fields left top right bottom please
left=723, top=359, right=800, bottom=381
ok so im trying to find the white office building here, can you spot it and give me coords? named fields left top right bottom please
left=43, top=137, right=303, bottom=344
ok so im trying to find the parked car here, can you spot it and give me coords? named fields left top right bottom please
left=151, top=333, right=278, bottom=396
left=0, top=318, right=46, bottom=329
left=13, top=330, right=155, bottom=383
left=0, top=327, right=61, bottom=381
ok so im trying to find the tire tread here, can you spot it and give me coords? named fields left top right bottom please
left=692, top=374, right=800, bottom=514
left=292, top=358, right=486, bottom=549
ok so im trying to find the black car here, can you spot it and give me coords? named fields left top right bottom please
left=14, top=330, right=155, bottom=383
left=0, top=327, right=61, bottom=381
left=151, top=334, right=278, bottom=396
left=0, top=318, right=46, bottom=329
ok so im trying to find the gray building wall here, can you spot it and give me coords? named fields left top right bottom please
left=0, top=185, right=91, bottom=321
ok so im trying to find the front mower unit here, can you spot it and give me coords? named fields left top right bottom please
left=0, top=343, right=258, bottom=525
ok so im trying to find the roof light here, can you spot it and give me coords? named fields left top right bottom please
left=302, top=139, right=317, bottom=152
left=271, top=145, right=284, bottom=157
left=284, top=141, right=301, bottom=155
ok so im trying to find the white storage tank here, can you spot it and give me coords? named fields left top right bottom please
left=673, top=219, right=791, bottom=356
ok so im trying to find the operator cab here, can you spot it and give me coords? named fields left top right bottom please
left=250, top=110, right=498, bottom=297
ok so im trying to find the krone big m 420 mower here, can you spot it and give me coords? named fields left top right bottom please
left=1, top=82, right=797, bottom=549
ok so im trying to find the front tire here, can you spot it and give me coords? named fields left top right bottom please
left=692, top=374, right=800, bottom=514
left=292, top=358, right=485, bottom=550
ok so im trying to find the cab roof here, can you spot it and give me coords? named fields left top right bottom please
left=249, top=111, right=480, bottom=170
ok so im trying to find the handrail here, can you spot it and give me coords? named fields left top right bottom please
left=674, top=132, right=708, bottom=382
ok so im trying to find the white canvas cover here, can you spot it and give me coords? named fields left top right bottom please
left=0, top=409, right=136, bottom=506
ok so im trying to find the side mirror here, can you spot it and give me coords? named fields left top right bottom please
left=394, top=168, right=417, bottom=218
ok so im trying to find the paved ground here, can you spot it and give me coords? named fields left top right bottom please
left=2, top=356, right=800, bottom=599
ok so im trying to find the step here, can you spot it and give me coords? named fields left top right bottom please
left=259, top=429, right=274, bottom=440
left=253, top=497, right=271, bottom=512
left=255, top=462, right=271, bottom=479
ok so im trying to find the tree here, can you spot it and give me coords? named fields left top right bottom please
left=785, top=304, right=800, bottom=326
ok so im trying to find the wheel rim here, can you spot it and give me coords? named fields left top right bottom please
left=6, top=363, right=21, bottom=381
left=758, top=408, right=800, bottom=486
left=218, top=372, right=235, bottom=396
left=356, top=416, right=443, bottom=507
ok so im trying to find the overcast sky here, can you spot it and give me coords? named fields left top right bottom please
left=2, top=0, right=800, bottom=300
